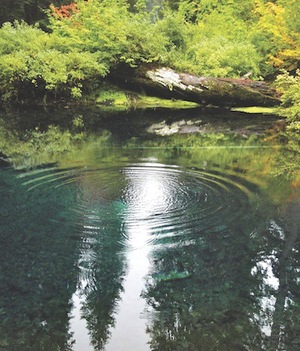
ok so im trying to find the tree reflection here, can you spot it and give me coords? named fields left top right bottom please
left=0, top=168, right=80, bottom=351
left=142, top=177, right=300, bottom=351
left=72, top=170, right=128, bottom=350
left=143, top=217, right=263, bottom=350
left=76, top=205, right=127, bottom=350
left=266, top=197, right=300, bottom=350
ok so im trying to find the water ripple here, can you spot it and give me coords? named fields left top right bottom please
left=19, top=162, right=257, bottom=250
left=121, top=164, right=255, bottom=246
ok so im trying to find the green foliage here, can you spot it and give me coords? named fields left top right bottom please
left=95, top=86, right=128, bottom=107
left=0, top=21, right=107, bottom=102
left=0, top=0, right=72, bottom=25
left=284, top=122, right=300, bottom=154
left=6, top=4, right=262, bottom=67
left=164, top=0, right=255, bottom=22
left=179, top=37, right=260, bottom=77
left=49, top=0, right=168, bottom=66
left=158, top=7, right=262, bottom=77
left=251, top=0, right=300, bottom=73
left=272, top=70, right=300, bottom=160
left=164, top=0, right=299, bottom=76
left=0, top=0, right=298, bottom=104
left=275, top=70, right=300, bottom=121
left=0, top=120, right=110, bottom=169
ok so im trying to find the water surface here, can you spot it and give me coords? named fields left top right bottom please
left=1, top=109, right=300, bottom=351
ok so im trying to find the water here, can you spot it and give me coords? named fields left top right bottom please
left=1, top=110, right=300, bottom=351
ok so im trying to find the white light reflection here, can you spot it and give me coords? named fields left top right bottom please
left=104, top=230, right=151, bottom=351
left=106, top=164, right=172, bottom=351
left=251, top=255, right=279, bottom=337
left=70, top=279, right=93, bottom=351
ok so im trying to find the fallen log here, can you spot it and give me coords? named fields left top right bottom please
left=112, top=66, right=281, bottom=107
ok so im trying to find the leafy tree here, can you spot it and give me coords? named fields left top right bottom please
left=0, top=0, right=71, bottom=26
left=251, top=0, right=300, bottom=73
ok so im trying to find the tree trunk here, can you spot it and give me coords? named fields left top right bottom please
left=112, top=66, right=281, bottom=107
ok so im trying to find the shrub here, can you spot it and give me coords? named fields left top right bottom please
left=275, top=70, right=300, bottom=121
left=0, top=21, right=107, bottom=102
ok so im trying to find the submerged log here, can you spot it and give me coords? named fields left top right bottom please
left=112, top=66, right=281, bottom=107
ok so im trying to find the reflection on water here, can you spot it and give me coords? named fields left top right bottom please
left=1, top=139, right=300, bottom=351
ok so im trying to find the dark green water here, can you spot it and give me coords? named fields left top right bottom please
left=1, top=108, right=300, bottom=351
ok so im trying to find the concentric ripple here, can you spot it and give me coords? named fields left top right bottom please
left=18, top=161, right=257, bottom=250
left=121, top=163, right=256, bottom=246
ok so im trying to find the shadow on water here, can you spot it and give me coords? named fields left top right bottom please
left=0, top=106, right=300, bottom=351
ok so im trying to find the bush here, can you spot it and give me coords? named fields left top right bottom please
left=275, top=70, right=300, bottom=121
left=160, top=9, right=262, bottom=77
left=49, top=0, right=169, bottom=67
left=0, top=21, right=107, bottom=102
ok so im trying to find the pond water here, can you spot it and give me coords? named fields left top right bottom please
left=1, top=107, right=300, bottom=351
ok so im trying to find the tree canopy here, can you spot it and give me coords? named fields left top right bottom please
left=0, top=0, right=71, bottom=25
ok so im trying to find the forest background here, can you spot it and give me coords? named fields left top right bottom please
left=0, top=0, right=299, bottom=125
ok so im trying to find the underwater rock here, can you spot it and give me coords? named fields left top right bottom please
left=153, top=270, right=191, bottom=282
